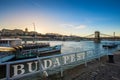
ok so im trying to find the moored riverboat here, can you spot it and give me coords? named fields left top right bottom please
left=0, top=38, right=22, bottom=63
left=102, top=43, right=118, bottom=49
left=0, top=47, right=16, bottom=63
left=15, top=44, right=61, bottom=59
left=0, top=38, right=61, bottom=63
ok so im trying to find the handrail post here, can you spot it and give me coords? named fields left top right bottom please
left=60, top=66, right=63, bottom=78
left=84, top=51, right=87, bottom=67
left=98, top=50, right=100, bottom=61
left=6, top=63, right=10, bottom=80
left=75, top=52, right=77, bottom=61
left=60, top=55, right=63, bottom=78
left=95, top=49, right=100, bottom=61
left=37, top=57, right=48, bottom=78
left=93, top=49, right=95, bottom=58
left=107, top=47, right=109, bottom=55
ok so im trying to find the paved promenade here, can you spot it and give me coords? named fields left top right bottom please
left=46, top=51, right=120, bottom=80
left=16, top=51, right=120, bottom=80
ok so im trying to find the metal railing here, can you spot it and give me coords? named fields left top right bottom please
left=0, top=48, right=118, bottom=80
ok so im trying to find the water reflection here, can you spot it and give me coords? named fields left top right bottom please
left=94, top=43, right=101, bottom=54
left=25, top=41, right=120, bottom=54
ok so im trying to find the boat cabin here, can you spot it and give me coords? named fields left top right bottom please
left=0, top=47, right=16, bottom=63
left=0, top=38, right=22, bottom=47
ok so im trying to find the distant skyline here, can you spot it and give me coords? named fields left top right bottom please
left=0, top=0, right=120, bottom=36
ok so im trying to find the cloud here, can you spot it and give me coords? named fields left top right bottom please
left=61, top=24, right=86, bottom=29
left=75, top=25, right=86, bottom=29
left=61, top=24, right=74, bottom=28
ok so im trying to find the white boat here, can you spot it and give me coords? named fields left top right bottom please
left=0, top=38, right=21, bottom=63
left=0, top=38, right=61, bottom=62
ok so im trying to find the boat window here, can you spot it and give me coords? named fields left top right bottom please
left=0, top=51, right=13, bottom=58
left=0, top=40, right=7, bottom=44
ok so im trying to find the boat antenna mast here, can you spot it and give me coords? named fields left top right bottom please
left=113, top=32, right=115, bottom=43
left=33, top=22, right=36, bottom=43
left=0, top=31, right=1, bottom=39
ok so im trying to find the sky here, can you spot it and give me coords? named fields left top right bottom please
left=0, top=0, right=120, bottom=36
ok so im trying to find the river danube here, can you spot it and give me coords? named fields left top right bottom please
left=25, top=41, right=120, bottom=54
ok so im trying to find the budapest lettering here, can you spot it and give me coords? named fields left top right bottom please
left=12, top=53, right=85, bottom=77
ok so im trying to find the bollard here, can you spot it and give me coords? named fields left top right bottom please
left=108, top=55, right=114, bottom=63
left=84, top=51, right=87, bottom=67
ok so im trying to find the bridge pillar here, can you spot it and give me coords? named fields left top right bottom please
left=94, top=31, right=101, bottom=43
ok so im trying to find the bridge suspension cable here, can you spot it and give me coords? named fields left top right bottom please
left=100, top=33, right=113, bottom=37
left=84, top=34, right=94, bottom=38
left=84, top=33, right=114, bottom=38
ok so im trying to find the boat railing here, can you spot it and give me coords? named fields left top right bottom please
left=0, top=52, right=13, bottom=58
left=22, top=42, right=49, bottom=46
left=0, top=48, right=117, bottom=80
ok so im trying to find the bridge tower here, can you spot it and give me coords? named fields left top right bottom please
left=94, top=31, right=101, bottom=43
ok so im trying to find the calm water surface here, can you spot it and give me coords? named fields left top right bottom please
left=27, top=41, right=120, bottom=54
